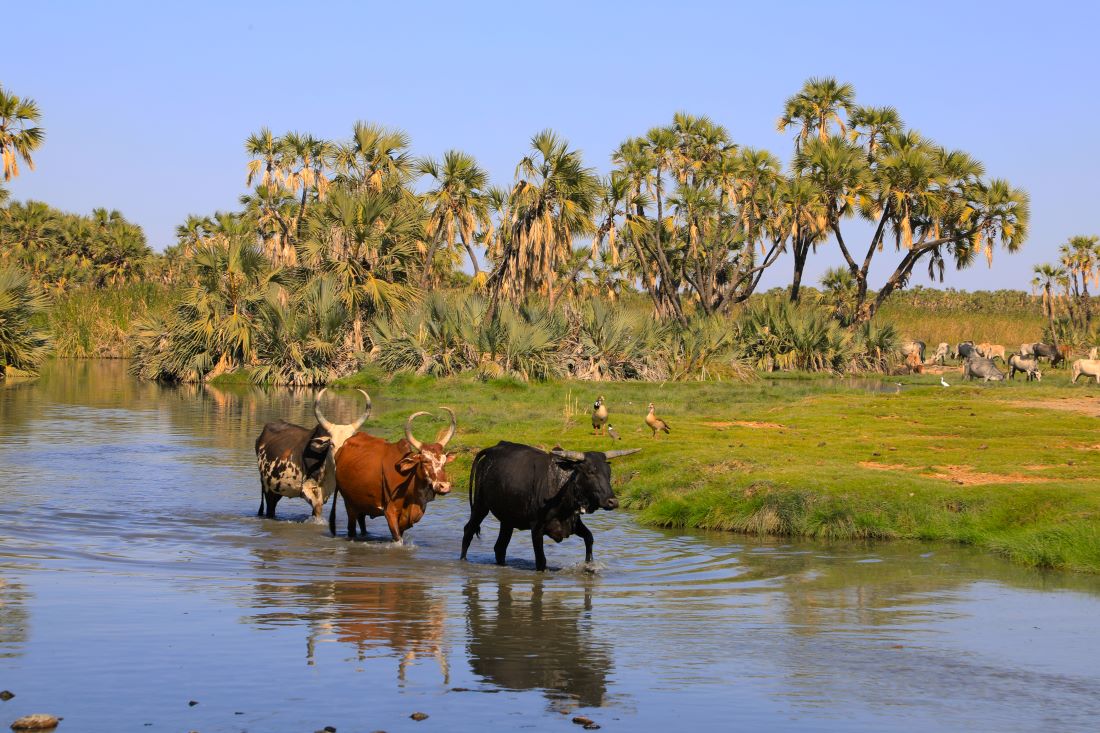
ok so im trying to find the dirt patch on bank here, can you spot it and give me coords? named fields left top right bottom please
left=702, top=420, right=785, bottom=430
left=1004, top=397, right=1100, bottom=418
left=925, top=464, right=1054, bottom=485
left=859, top=461, right=911, bottom=472
left=860, top=461, right=1054, bottom=485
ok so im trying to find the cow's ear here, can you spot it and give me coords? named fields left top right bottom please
left=397, top=455, right=420, bottom=473
left=445, top=453, right=456, bottom=464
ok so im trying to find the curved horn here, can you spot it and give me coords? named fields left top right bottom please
left=551, top=448, right=586, bottom=462
left=351, top=389, right=372, bottom=430
left=404, top=411, right=432, bottom=452
left=603, top=448, right=641, bottom=460
left=313, top=388, right=335, bottom=433
left=437, top=407, right=456, bottom=447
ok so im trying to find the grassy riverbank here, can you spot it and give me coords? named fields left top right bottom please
left=35, top=283, right=175, bottom=358
left=335, top=366, right=1100, bottom=573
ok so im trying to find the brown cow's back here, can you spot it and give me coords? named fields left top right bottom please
left=335, top=432, right=400, bottom=517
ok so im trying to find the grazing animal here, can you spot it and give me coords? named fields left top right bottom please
left=330, top=408, right=456, bottom=541
left=460, top=441, right=639, bottom=570
left=606, top=424, right=621, bottom=441
left=591, top=396, right=608, bottom=435
left=933, top=342, right=949, bottom=365
left=900, top=339, right=926, bottom=364
left=1030, top=343, right=1065, bottom=368
left=254, top=389, right=371, bottom=520
left=977, top=343, right=1006, bottom=363
left=963, top=355, right=1005, bottom=382
left=1072, top=359, right=1100, bottom=385
left=940, top=377, right=950, bottom=388
left=1008, top=353, right=1042, bottom=381
left=905, top=351, right=923, bottom=374
left=645, top=403, right=670, bottom=438
left=953, top=341, right=977, bottom=360
left=1020, top=343, right=1036, bottom=358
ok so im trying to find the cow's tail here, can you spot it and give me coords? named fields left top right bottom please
left=328, top=484, right=340, bottom=538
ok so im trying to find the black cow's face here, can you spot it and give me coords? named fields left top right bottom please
left=566, top=456, right=619, bottom=513
left=302, top=426, right=333, bottom=478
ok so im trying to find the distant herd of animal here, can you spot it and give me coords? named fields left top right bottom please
left=898, top=340, right=1100, bottom=384
left=255, top=389, right=644, bottom=571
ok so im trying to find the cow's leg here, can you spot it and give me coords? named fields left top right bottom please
left=357, top=515, right=367, bottom=535
left=574, top=518, right=595, bottom=564
left=257, top=489, right=266, bottom=517
left=345, top=503, right=358, bottom=539
left=384, top=506, right=403, bottom=543
left=461, top=504, right=491, bottom=560
left=264, top=492, right=281, bottom=519
left=493, top=524, right=513, bottom=566
left=531, top=527, right=547, bottom=571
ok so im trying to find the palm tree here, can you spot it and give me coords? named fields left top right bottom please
left=245, top=127, right=288, bottom=188
left=418, top=150, right=490, bottom=284
left=175, top=214, right=213, bottom=257
left=0, top=267, right=51, bottom=378
left=486, top=130, right=600, bottom=310
left=283, top=132, right=333, bottom=238
left=302, top=187, right=421, bottom=351
left=1059, top=235, right=1099, bottom=328
left=333, top=122, right=414, bottom=192
left=777, top=77, right=855, bottom=148
left=1032, top=263, right=1066, bottom=337
left=0, top=86, right=44, bottom=181
left=848, top=106, right=903, bottom=159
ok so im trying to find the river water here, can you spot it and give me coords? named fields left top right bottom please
left=2, top=360, right=1099, bottom=732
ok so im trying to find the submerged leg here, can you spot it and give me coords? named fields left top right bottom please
left=493, top=523, right=513, bottom=566
left=264, top=492, right=281, bottom=519
left=531, top=527, right=547, bottom=571
left=461, top=504, right=491, bottom=560
left=257, top=490, right=265, bottom=517
left=574, top=517, right=595, bottom=563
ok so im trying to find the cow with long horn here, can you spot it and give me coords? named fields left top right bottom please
left=254, top=388, right=371, bottom=520
left=461, top=441, right=640, bottom=571
left=330, top=407, right=457, bottom=541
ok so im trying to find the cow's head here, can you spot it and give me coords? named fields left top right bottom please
left=551, top=448, right=640, bottom=513
left=1034, top=369, right=1042, bottom=381
left=398, top=408, right=457, bottom=496
left=310, top=388, right=372, bottom=496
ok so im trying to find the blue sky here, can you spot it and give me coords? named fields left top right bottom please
left=5, top=0, right=1099, bottom=292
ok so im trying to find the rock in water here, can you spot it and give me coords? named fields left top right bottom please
left=409, top=712, right=429, bottom=721
left=572, top=717, right=593, bottom=725
left=10, top=713, right=60, bottom=730
left=0, top=692, right=13, bottom=701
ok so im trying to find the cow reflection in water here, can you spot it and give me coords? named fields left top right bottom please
left=464, top=579, right=611, bottom=708
left=248, top=552, right=448, bottom=683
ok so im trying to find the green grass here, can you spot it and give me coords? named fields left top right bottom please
left=334, top=366, right=1100, bottom=573
left=36, top=283, right=176, bottom=358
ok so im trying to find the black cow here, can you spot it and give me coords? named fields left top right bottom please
left=460, top=441, right=639, bottom=571
left=254, top=389, right=370, bottom=520
left=1030, top=342, right=1065, bottom=368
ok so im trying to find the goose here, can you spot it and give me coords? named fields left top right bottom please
left=591, top=395, right=609, bottom=435
left=645, top=403, right=671, bottom=439
left=940, top=377, right=950, bottom=388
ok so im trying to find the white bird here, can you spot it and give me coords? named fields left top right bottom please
left=940, top=377, right=950, bottom=387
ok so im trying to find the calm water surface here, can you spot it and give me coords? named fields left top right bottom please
left=2, top=360, right=1099, bottom=732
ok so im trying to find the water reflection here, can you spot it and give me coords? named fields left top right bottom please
left=0, top=577, right=30, bottom=659
left=246, top=549, right=449, bottom=683
left=464, top=578, right=611, bottom=708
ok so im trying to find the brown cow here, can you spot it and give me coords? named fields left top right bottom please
left=330, top=409, right=456, bottom=542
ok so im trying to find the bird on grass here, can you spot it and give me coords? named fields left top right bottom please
left=940, top=377, right=950, bottom=388
left=607, top=424, right=621, bottom=441
left=645, top=403, right=670, bottom=439
left=592, top=395, right=608, bottom=434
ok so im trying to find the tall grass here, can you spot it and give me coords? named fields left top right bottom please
left=878, top=287, right=1045, bottom=347
left=45, top=283, right=175, bottom=358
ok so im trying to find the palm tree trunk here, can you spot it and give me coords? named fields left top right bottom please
left=790, top=240, right=808, bottom=303
left=459, top=230, right=481, bottom=277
